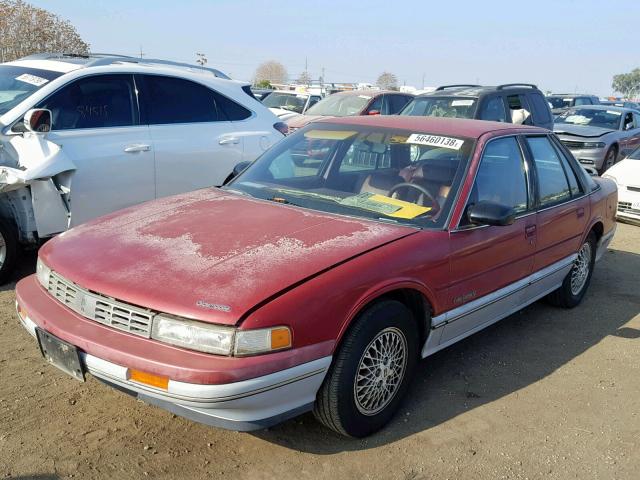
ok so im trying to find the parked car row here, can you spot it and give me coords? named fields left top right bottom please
left=0, top=53, right=286, bottom=281
left=5, top=54, right=624, bottom=438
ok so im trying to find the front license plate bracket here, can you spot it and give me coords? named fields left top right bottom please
left=36, top=328, right=85, bottom=382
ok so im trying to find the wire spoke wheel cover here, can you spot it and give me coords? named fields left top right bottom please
left=571, top=241, right=592, bottom=295
left=354, top=327, right=408, bottom=416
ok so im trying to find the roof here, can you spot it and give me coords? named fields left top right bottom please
left=547, top=93, right=595, bottom=97
left=565, top=105, right=632, bottom=112
left=417, top=84, right=540, bottom=98
left=7, top=53, right=230, bottom=79
left=313, top=115, right=546, bottom=139
left=332, top=89, right=401, bottom=97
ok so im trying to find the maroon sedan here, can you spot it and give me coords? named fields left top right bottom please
left=16, top=116, right=617, bottom=437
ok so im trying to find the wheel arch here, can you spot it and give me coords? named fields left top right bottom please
left=335, top=283, right=435, bottom=356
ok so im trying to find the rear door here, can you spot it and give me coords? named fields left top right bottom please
left=38, top=73, right=155, bottom=227
left=525, top=134, right=588, bottom=271
left=138, top=74, right=247, bottom=198
left=441, top=135, right=536, bottom=343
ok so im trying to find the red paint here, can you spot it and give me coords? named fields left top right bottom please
left=16, top=116, right=617, bottom=386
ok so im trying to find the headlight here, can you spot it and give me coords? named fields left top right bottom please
left=582, top=142, right=606, bottom=149
left=152, top=315, right=235, bottom=355
left=151, top=315, right=292, bottom=356
left=235, top=327, right=292, bottom=356
left=36, top=257, right=51, bottom=288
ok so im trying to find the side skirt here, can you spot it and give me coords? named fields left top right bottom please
left=421, top=254, right=577, bottom=358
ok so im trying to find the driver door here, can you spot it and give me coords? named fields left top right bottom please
left=441, top=135, right=536, bottom=344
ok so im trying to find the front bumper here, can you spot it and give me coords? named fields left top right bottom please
left=562, top=146, right=606, bottom=170
left=16, top=276, right=332, bottom=431
left=616, top=187, right=640, bottom=225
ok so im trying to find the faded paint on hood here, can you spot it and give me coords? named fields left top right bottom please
left=41, top=188, right=416, bottom=325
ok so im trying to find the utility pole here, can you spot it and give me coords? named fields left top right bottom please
left=139, top=46, right=145, bottom=58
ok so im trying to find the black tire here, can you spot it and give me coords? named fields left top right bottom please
left=0, top=218, right=18, bottom=284
left=599, top=146, right=617, bottom=175
left=547, top=232, right=597, bottom=308
left=313, top=300, right=419, bottom=437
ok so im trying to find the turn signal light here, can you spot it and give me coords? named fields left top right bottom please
left=129, top=369, right=169, bottom=390
left=270, top=327, right=291, bottom=350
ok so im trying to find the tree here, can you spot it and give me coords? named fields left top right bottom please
left=612, top=69, right=640, bottom=100
left=196, top=52, right=207, bottom=66
left=376, top=71, right=398, bottom=91
left=0, top=0, right=89, bottom=63
left=255, top=80, right=272, bottom=89
left=254, top=60, right=288, bottom=86
left=297, top=70, right=312, bottom=86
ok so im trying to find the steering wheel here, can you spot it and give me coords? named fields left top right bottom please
left=388, top=183, right=440, bottom=214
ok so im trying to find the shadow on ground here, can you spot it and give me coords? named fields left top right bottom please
left=0, top=249, right=37, bottom=293
left=252, top=248, right=640, bottom=453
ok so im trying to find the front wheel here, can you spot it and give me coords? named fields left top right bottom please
left=599, top=146, right=617, bottom=175
left=547, top=232, right=597, bottom=308
left=313, top=300, right=418, bottom=437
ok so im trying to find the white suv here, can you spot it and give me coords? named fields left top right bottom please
left=0, top=53, right=285, bottom=281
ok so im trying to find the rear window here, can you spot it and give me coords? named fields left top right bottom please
left=400, top=96, right=477, bottom=119
left=141, top=75, right=250, bottom=124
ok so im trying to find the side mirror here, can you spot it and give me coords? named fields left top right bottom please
left=367, top=109, right=380, bottom=116
left=467, top=201, right=516, bottom=226
left=223, top=161, right=252, bottom=185
left=24, top=109, right=52, bottom=133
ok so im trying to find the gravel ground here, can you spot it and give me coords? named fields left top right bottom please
left=1, top=222, right=638, bottom=480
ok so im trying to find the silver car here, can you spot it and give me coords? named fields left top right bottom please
left=554, top=105, right=640, bottom=174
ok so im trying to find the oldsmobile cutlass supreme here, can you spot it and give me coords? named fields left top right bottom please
left=16, top=116, right=617, bottom=437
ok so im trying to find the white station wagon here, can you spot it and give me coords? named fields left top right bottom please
left=0, top=53, right=285, bottom=281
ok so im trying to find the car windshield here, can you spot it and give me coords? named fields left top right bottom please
left=263, top=92, right=308, bottom=113
left=400, top=96, right=477, bottom=119
left=0, top=65, right=63, bottom=115
left=224, top=123, right=473, bottom=228
left=305, top=94, right=371, bottom=117
left=547, top=97, right=573, bottom=109
left=555, top=108, right=621, bottom=130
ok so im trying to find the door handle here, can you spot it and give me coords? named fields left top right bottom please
left=124, top=144, right=151, bottom=153
left=525, top=225, right=537, bottom=238
left=219, top=136, right=240, bottom=145
left=576, top=207, right=585, bottom=218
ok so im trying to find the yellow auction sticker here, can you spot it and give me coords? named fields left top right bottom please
left=304, top=130, right=358, bottom=140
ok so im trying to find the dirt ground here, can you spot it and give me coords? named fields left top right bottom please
left=0, top=222, right=638, bottom=480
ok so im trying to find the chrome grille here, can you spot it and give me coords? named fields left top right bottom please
left=47, top=271, right=154, bottom=338
left=618, top=201, right=640, bottom=215
left=560, top=140, right=584, bottom=149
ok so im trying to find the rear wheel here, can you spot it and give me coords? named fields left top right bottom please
left=547, top=232, right=597, bottom=308
left=313, top=300, right=418, bottom=437
left=0, top=218, right=18, bottom=284
left=599, top=146, right=617, bottom=175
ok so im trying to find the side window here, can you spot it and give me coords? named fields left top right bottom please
left=141, top=75, right=250, bottom=125
left=556, top=146, right=582, bottom=196
left=527, top=136, right=572, bottom=207
left=506, top=94, right=533, bottom=125
left=623, top=112, right=634, bottom=130
left=387, top=95, right=412, bottom=114
left=478, top=96, right=507, bottom=122
left=466, top=137, right=529, bottom=219
left=574, top=97, right=590, bottom=106
left=38, top=74, right=135, bottom=130
left=528, top=93, right=552, bottom=124
left=366, top=96, right=383, bottom=115
left=308, top=96, right=321, bottom=109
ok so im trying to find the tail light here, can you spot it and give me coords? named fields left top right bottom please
left=273, top=122, right=289, bottom=135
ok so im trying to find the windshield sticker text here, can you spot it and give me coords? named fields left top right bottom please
left=406, top=134, right=464, bottom=150
left=15, top=73, right=49, bottom=87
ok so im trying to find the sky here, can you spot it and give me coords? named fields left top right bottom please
left=29, top=0, right=640, bottom=96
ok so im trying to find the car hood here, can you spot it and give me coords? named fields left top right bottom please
left=268, top=107, right=302, bottom=120
left=41, top=189, right=416, bottom=325
left=286, top=114, right=330, bottom=128
left=605, top=159, right=640, bottom=186
left=553, top=123, right=615, bottom=138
